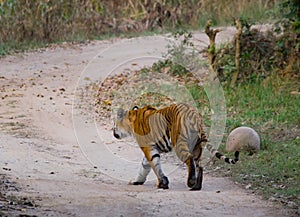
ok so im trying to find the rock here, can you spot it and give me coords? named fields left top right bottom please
left=245, top=184, right=252, bottom=189
left=226, top=126, right=260, bottom=154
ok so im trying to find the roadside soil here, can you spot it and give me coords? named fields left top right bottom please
left=0, top=27, right=296, bottom=216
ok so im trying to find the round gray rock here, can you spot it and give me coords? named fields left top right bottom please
left=226, top=126, right=260, bottom=154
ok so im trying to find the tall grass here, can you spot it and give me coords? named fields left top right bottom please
left=0, top=0, right=279, bottom=55
left=195, top=0, right=274, bottom=26
left=0, top=0, right=108, bottom=43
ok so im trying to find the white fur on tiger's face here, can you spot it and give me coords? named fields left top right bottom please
left=113, top=108, right=134, bottom=139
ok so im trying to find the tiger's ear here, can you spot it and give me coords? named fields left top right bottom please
left=132, top=106, right=139, bottom=110
left=117, top=108, right=126, bottom=120
left=128, top=109, right=137, bottom=122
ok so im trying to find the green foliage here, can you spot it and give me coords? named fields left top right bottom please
left=276, top=0, right=300, bottom=30
left=195, top=0, right=274, bottom=27
left=152, top=59, right=189, bottom=76
left=225, top=77, right=300, bottom=130
left=214, top=15, right=299, bottom=85
left=0, top=0, right=278, bottom=55
left=273, top=0, right=300, bottom=67
left=209, top=1, right=300, bottom=85
left=230, top=137, right=300, bottom=206
left=212, top=77, right=300, bottom=207
left=151, top=29, right=196, bottom=76
left=186, top=84, right=211, bottom=126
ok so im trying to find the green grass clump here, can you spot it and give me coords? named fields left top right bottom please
left=225, top=78, right=300, bottom=129
left=211, top=77, right=300, bottom=208
left=230, top=137, right=299, bottom=206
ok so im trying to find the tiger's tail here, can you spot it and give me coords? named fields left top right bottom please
left=206, top=144, right=238, bottom=164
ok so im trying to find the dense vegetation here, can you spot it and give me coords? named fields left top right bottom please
left=0, top=0, right=278, bottom=55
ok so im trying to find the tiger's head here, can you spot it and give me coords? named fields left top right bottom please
left=113, top=106, right=139, bottom=140
left=113, top=105, right=157, bottom=139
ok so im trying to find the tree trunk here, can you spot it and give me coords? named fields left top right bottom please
left=230, top=18, right=242, bottom=88
left=205, top=20, right=220, bottom=68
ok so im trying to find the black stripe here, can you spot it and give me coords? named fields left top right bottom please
left=165, top=114, right=171, bottom=123
left=161, top=135, right=167, bottom=144
left=162, top=135, right=172, bottom=152
left=190, top=157, right=195, bottom=174
left=151, top=154, right=160, bottom=161
left=140, top=110, right=148, bottom=135
left=215, top=152, right=222, bottom=159
left=155, top=141, right=164, bottom=152
left=210, top=148, right=216, bottom=153
left=157, top=140, right=166, bottom=152
left=234, top=151, right=239, bottom=162
left=164, top=130, right=172, bottom=151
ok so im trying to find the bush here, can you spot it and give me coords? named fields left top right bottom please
left=214, top=15, right=299, bottom=84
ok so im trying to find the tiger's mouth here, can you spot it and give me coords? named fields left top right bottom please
left=113, top=120, right=132, bottom=139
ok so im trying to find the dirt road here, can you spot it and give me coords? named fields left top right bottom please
left=0, top=28, right=295, bottom=216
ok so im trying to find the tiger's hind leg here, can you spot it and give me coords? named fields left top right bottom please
left=190, top=165, right=203, bottom=191
left=190, top=138, right=203, bottom=191
left=185, top=156, right=197, bottom=188
left=174, top=137, right=197, bottom=189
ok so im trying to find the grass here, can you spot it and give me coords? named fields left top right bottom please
left=226, top=137, right=299, bottom=206
left=187, top=84, right=212, bottom=126
left=0, top=0, right=280, bottom=56
left=225, top=77, right=299, bottom=129
left=206, top=76, right=300, bottom=208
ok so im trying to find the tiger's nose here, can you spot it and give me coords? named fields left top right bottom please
left=113, top=130, right=121, bottom=139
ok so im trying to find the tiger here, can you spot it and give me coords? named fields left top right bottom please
left=113, top=103, right=238, bottom=190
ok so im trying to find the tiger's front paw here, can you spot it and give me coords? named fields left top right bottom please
left=129, top=179, right=145, bottom=185
left=157, top=176, right=169, bottom=189
left=132, top=181, right=145, bottom=185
